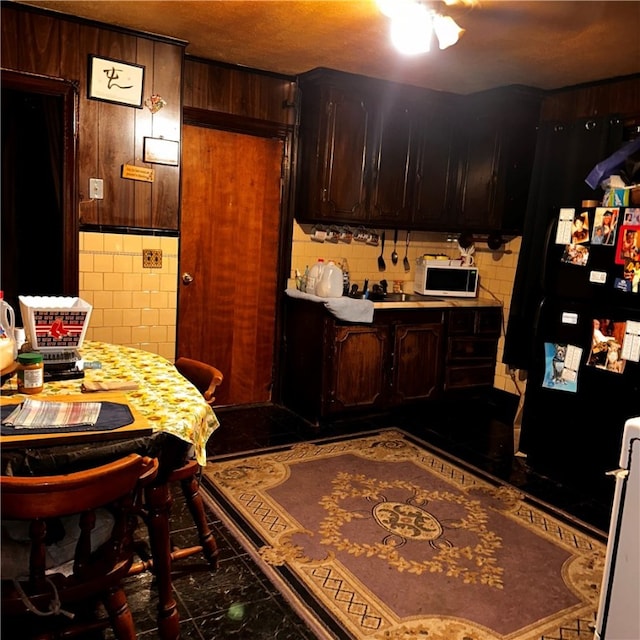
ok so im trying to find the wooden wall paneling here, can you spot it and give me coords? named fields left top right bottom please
left=58, top=19, right=81, bottom=84
left=132, top=37, right=155, bottom=229
left=77, top=25, right=102, bottom=225
left=17, top=9, right=61, bottom=76
left=1, top=8, right=19, bottom=69
left=540, top=75, right=640, bottom=121
left=146, top=41, right=183, bottom=230
left=183, top=57, right=296, bottom=126
left=94, top=32, right=139, bottom=227
left=182, top=58, right=210, bottom=111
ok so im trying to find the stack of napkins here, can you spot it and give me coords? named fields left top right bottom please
left=2, top=398, right=102, bottom=429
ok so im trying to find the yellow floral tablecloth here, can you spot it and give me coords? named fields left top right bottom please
left=1, top=341, right=219, bottom=465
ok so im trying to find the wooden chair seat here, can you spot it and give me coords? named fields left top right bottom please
left=1, top=454, right=158, bottom=640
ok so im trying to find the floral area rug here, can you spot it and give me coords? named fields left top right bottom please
left=201, top=429, right=606, bottom=640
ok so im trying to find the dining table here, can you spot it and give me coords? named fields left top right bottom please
left=1, top=340, right=221, bottom=640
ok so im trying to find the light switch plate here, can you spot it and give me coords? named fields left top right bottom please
left=143, top=249, right=162, bottom=268
left=89, top=178, right=103, bottom=199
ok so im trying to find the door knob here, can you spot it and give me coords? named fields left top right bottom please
left=182, top=272, right=194, bottom=285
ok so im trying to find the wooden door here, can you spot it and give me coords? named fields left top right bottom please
left=178, top=125, right=283, bottom=406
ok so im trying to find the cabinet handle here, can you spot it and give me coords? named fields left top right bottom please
left=182, top=272, right=194, bottom=285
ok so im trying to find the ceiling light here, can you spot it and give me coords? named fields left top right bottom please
left=432, top=13, right=465, bottom=50
left=390, top=3, right=432, bottom=55
left=379, top=0, right=465, bottom=54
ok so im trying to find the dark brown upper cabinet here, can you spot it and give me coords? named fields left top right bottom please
left=295, top=69, right=433, bottom=228
left=449, top=86, right=542, bottom=234
left=295, top=69, right=542, bottom=234
left=297, top=76, right=370, bottom=223
left=410, top=96, right=460, bottom=230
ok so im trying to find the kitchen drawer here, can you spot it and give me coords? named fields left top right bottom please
left=476, top=308, right=502, bottom=335
left=445, top=363, right=495, bottom=390
left=448, top=337, right=498, bottom=360
left=448, top=308, right=501, bottom=336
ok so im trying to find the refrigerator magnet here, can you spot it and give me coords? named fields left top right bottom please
left=556, top=208, right=575, bottom=244
left=615, top=225, right=640, bottom=265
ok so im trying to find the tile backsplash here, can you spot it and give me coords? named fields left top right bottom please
left=79, top=232, right=178, bottom=361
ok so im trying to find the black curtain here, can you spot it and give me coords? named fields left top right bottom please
left=503, top=115, right=624, bottom=370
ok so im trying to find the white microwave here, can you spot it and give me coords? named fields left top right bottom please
left=414, top=261, right=479, bottom=297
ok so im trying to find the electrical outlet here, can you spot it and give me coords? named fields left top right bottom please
left=143, top=249, right=162, bottom=268
left=89, top=178, right=103, bottom=199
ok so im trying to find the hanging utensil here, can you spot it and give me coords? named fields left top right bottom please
left=391, top=229, right=399, bottom=265
left=403, top=231, right=411, bottom=272
left=378, top=231, right=386, bottom=271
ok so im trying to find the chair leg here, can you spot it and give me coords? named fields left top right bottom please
left=177, top=471, right=219, bottom=568
left=104, top=586, right=137, bottom=640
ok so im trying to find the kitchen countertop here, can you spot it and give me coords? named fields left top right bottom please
left=285, top=289, right=501, bottom=324
left=371, top=294, right=502, bottom=309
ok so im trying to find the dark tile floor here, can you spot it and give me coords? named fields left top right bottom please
left=121, top=397, right=615, bottom=639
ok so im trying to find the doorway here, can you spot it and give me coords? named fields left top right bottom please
left=1, top=71, right=78, bottom=324
left=178, top=124, right=285, bottom=406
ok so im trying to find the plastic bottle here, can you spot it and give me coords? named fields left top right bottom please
left=341, top=258, right=350, bottom=296
left=306, top=259, right=325, bottom=296
left=0, top=290, right=17, bottom=370
left=315, top=260, right=344, bottom=298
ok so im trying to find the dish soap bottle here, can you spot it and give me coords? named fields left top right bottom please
left=341, top=258, right=350, bottom=296
left=0, top=290, right=17, bottom=370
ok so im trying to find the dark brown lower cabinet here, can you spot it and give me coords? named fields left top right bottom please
left=282, top=298, right=500, bottom=424
left=444, top=307, right=502, bottom=391
left=328, top=324, right=388, bottom=413
left=391, top=322, right=442, bottom=404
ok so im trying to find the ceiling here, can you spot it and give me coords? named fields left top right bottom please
left=15, top=0, right=640, bottom=94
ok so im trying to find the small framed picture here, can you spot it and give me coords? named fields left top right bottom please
left=143, top=137, right=180, bottom=166
left=88, top=55, right=144, bottom=108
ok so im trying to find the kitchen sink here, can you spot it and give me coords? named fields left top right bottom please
left=373, top=293, right=444, bottom=303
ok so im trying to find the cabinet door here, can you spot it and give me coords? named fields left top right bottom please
left=411, top=101, right=458, bottom=229
left=368, top=103, right=414, bottom=225
left=391, top=322, right=442, bottom=403
left=452, top=88, right=541, bottom=234
left=454, top=108, right=502, bottom=230
left=326, top=324, right=388, bottom=412
left=298, top=83, right=371, bottom=223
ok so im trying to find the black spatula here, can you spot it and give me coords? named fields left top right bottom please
left=378, top=231, right=386, bottom=271
left=403, top=231, right=411, bottom=272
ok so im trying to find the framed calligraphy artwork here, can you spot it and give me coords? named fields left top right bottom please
left=88, top=55, right=144, bottom=108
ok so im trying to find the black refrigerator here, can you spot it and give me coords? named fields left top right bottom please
left=505, top=116, right=640, bottom=502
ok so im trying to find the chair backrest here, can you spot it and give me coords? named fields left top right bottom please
left=1, top=453, right=158, bottom=620
left=175, top=357, right=223, bottom=405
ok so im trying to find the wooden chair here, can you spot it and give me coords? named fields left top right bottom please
left=129, top=357, right=223, bottom=575
left=169, top=357, right=223, bottom=566
left=175, top=357, right=223, bottom=406
left=1, top=454, right=158, bottom=640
